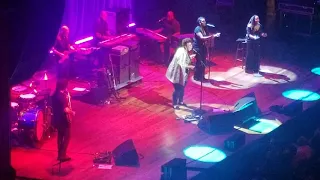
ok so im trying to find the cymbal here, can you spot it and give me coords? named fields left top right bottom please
left=32, top=71, right=55, bottom=81
left=11, top=85, right=28, bottom=93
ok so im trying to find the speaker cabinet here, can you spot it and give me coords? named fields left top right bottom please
left=112, top=139, right=139, bottom=166
left=121, top=40, right=141, bottom=82
left=105, top=9, right=130, bottom=35
left=224, top=133, right=245, bottom=151
left=283, top=100, right=303, bottom=117
left=198, top=111, right=236, bottom=134
left=161, top=158, right=187, bottom=180
left=233, top=92, right=260, bottom=122
left=198, top=92, right=261, bottom=134
left=110, top=46, right=130, bottom=86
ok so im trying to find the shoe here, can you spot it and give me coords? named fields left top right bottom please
left=254, top=73, right=262, bottom=77
left=179, top=102, right=188, bottom=107
left=58, top=156, right=71, bottom=162
left=173, top=105, right=180, bottom=110
left=245, top=70, right=253, bottom=74
left=203, top=78, right=209, bottom=82
left=193, top=77, right=200, bottom=81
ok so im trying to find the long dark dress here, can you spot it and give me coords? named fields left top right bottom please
left=245, top=24, right=262, bottom=73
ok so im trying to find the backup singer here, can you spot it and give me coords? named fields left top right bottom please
left=156, top=11, right=181, bottom=64
left=156, top=11, right=181, bottom=38
left=193, top=17, right=214, bottom=81
left=52, top=79, right=75, bottom=162
left=51, top=26, right=75, bottom=79
left=166, top=38, right=195, bottom=109
left=245, top=15, right=267, bottom=76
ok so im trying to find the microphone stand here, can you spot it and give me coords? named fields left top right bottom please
left=192, top=50, right=207, bottom=119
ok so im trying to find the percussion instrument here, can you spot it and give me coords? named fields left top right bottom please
left=19, top=93, right=37, bottom=110
left=11, top=85, right=28, bottom=100
left=11, top=102, right=19, bottom=109
left=12, top=85, right=28, bottom=92
left=18, top=108, right=44, bottom=141
left=10, top=102, right=20, bottom=132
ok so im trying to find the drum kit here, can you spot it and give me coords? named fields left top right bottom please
left=10, top=71, right=54, bottom=144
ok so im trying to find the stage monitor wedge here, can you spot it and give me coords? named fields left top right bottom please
left=112, top=139, right=139, bottom=167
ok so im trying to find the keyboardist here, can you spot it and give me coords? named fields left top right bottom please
left=156, top=11, right=181, bottom=38
left=94, top=11, right=110, bottom=43
left=155, top=11, right=181, bottom=64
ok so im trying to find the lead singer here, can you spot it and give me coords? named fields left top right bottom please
left=193, top=17, right=213, bottom=81
left=166, top=38, right=195, bottom=109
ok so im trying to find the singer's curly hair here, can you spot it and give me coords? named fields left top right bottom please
left=182, top=38, right=192, bottom=47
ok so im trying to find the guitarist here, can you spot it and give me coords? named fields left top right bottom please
left=52, top=79, right=75, bottom=162
left=51, top=26, right=75, bottom=79
left=193, top=17, right=218, bottom=82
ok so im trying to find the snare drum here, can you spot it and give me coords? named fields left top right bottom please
left=19, top=93, right=36, bottom=110
left=18, top=108, right=44, bottom=141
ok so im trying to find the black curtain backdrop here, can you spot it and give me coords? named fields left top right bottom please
left=132, top=0, right=267, bottom=33
left=62, top=0, right=132, bottom=40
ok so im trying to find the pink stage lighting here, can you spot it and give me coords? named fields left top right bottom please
left=128, top=23, right=136, bottom=27
left=74, top=36, right=94, bottom=45
left=73, top=87, right=87, bottom=92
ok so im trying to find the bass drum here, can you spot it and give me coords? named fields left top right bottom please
left=19, top=108, right=44, bottom=141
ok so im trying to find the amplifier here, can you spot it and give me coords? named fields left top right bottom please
left=224, top=133, right=245, bottom=151
left=110, top=45, right=130, bottom=88
left=121, top=40, right=142, bottom=82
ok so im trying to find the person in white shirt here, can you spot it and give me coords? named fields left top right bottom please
left=166, top=38, right=195, bottom=109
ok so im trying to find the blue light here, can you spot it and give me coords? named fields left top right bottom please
left=249, top=120, right=280, bottom=133
left=282, top=89, right=320, bottom=101
left=311, top=67, right=320, bottom=75
left=183, top=146, right=226, bottom=163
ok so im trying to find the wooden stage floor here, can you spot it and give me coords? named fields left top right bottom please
left=11, top=53, right=320, bottom=180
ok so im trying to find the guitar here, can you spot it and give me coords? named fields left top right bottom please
left=251, top=33, right=267, bottom=40
left=58, top=47, right=100, bottom=64
left=65, top=91, right=74, bottom=123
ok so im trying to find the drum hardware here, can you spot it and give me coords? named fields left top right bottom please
left=12, top=85, right=28, bottom=92
left=18, top=107, right=45, bottom=141
left=10, top=73, right=54, bottom=146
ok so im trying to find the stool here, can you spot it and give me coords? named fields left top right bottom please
left=234, top=38, right=247, bottom=69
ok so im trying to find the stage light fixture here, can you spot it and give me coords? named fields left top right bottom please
left=282, top=89, right=320, bottom=101
left=183, top=145, right=226, bottom=163
left=249, top=119, right=281, bottom=134
left=311, top=67, right=320, bottom=75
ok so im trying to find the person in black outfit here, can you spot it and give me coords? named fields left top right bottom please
left=51, top=26, right=75, bottom=79
left=93, top=10, right=113, bottom=70
left=94, top=10, right=110, bottom=43
left=52, top=79, right=75, bottom=161
left=193, top=17, right=214, bottom=81
left=156, top=11, right=181, bottom=64
left=157, top=11, right=180, bottom=38
left=245, top=15, right=267, bottom=77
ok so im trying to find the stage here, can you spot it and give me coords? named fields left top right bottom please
left=11, top=51, right=320, bottom=180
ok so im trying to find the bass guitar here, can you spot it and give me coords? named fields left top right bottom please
left=58, top=47, right=100, bottom=64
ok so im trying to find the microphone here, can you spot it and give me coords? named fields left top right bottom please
left=193, top=49, right=199, bottom=54
left=158, top=17, right=165, bottom=23
left=206, top=23, right=215, bottom=28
